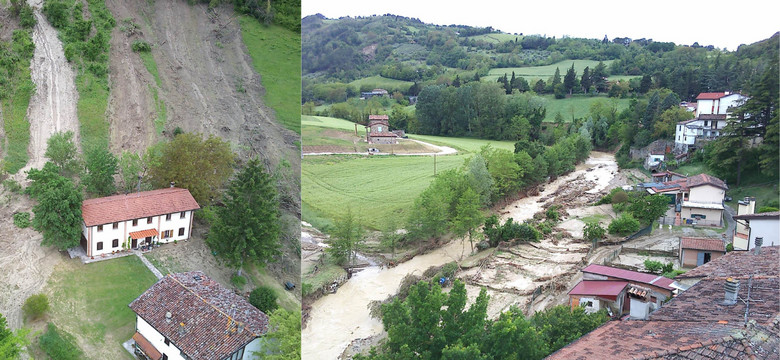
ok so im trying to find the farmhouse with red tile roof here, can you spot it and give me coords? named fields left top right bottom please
left=674, top=91, right=747, bottom=153
left=365, top=114, right=397, bottom=144
left=644, top=173, right=728, bottom=227
left=80, top=187, right=199, bottom=257
left=129, top=271, right=268, bottom=360
left=678, top=237, right=726, bottom=268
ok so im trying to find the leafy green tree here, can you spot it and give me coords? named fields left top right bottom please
left=453, top=188, right=483, bottom=252
left=380, top=217, right=402, bottom=259
left=653, top=107, right=694, bottom=139
left=249, top=286, right=278, bottom=314
left=327, top=208, right=365, bottom=266
left=583, top=222, right=606, bottom=245
left=580, top=66, right=591, bottom=93
left=628, top=193, right=669, bottom=225
left=406, top=187, right=448, bottom=243
left=149, top=133, right=234, bottom=204
left=465, top=154, right=494, bottom=206
left=531, top=305, right=608, bottom=353
left=206, top=158, right=280, bottom=274
left=22, top=294, right=49, bottom=320
left=480, top=146, right=522, bottom=199
left=82, top=146, right=117, bottom=196
left=44, top=131, right=80, bottom=177
left=26, top=163, right=83, bottom=251
left=118, top=151, right=145, bottom=193
left=257, top=309, right=301, bottom=360
left=0, top=313, right=29, bottom=359
left=442, top=344, right=487, bottom=360
left=592, top=61, right=608, bottom=93
left=482, top=307, right=548, bottom=359
left=608, top=213, right=641, bottom=235
left=639, top=74, right=652, bottom=93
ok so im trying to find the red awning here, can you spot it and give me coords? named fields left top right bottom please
left=129, top=229, right=159, bottom=240
left=132, top=331, right=162, bottom=360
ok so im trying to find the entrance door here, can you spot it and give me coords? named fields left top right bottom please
left=145, top=236, right=152, bottom=246
left=703, top=252, right=712, bottom=264
left=696, top=252, right=705, bottom=266
left=132, top=238, right=138, bottom=249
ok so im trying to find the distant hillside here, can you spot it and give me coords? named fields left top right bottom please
left=303, top=14, right=777, bottom=102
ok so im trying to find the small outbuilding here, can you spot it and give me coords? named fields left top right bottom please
left=568, top=280, right=628, bottom=316
left=679, top=237, right=726, bottom=268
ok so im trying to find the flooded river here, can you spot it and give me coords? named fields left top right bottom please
left=302, top=152, right=618, bottom=359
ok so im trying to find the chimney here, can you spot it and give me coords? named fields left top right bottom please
left=165, top=312, right=172, bottom=323
left=724, top=278, right=740, bottom=305
left=170, top=181, right=175, bottom=188
left=754, top=237, right=763, bottom=255
left=178, top=322, right=186, bottom=336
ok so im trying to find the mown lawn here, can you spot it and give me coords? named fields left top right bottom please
left=239, top=16, right=301, bottom=133
left=303, top=154, right=464, bottom=230
left=44, top=256, right=158, bottom=359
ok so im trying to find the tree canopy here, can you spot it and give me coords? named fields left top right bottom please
left=26, top=162, right=83, bottom=251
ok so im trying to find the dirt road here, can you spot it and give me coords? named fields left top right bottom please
left=18, top=0, right=80, bottom=177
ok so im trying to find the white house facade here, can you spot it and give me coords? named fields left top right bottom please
left=695, top=92, right=746, bottom=117
left=80, top=187, right=199, bottom=257
left=129, top=272, right=269, bottom=360
left=674, top=92, right=748, bottom=153
left=732, top=212, right=780, bottom=251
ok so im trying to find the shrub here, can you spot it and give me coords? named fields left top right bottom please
left=249, top=286, right=278, bottom=313
left=3, top=178, right=23, bottom=193
left=644, top=260, right=663, bottom=274
left=583, top=222, right=606, bottom=242
left=611, top=190, right=628, bottom=204
left=301, top=282, right=313, bottom=297
left=131, top=40, right=151, bottom=52
left=608, top=213, right=640, bottom=236
left=545, top=206, right=560, bottom=222
left=13, top=212, right=31, bottom=228
left=441, top=262, right=458, bottom=278
left=23, top=293, right=49, bottom=320
left=39, top=323, right=83, bottom=360
left=230, top=274, right=247, bottom=289
left=726, top=243, right=734, bottom=252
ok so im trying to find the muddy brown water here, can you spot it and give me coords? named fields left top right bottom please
left=302, top=152, right=618, bottom=359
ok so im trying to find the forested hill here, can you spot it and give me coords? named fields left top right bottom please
left=302, top=13, right=777, bottom=102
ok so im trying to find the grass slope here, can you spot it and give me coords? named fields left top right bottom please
left=45, top=256, right=158, bottom=359
left=2, top=71, right=34, bottom=173
left=348, top=75, right=414, bottom=93
left=484, top=59, right=617, bottom=83
left=541, top=95, right=631, bottom=122
left=239, top=16, right=301, bottom=134
left=466, top=33, right=523, bottom=44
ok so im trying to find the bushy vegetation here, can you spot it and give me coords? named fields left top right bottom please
left=0, top=312, right=29, bottom=360
left=356, top=280, right=607, bottom=360
left=38, top=323, right=83, bottom=360
left=608, top=213, right=640, bottom=235
left=0, top=27, right=35, bottom=173
left=258, top=309, right=301, bottom=360
left=583, top=221, right=606, bottom=243
left=483, top=215, right=541, bottom=247
left=130, top=40, right=151, bottom=52
left=12, top=212, right=30, bottom=229
left=249, top=286, right=279, bottom=314
left=22, top=293, right=49, bottom=320
left=230, top=274, right=247, bottom=289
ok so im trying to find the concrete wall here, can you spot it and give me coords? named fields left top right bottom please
left=689, top=185, right=724, bottom=204
left=369, top=136, right=397, bottom=144
left=680, top=248, right=725, bottom=268
left=137, top=316, right=186, bottom=360
left=681, top=207, right=722, bottom=225
left=748, top=219, right=780, bottom=249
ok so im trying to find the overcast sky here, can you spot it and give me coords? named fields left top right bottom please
left=302, top=0, right=779, bottom=51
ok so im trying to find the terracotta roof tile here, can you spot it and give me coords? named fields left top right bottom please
left=582, top=264, right=675, bottom=291
left=129, top=229, right=159, bottom=240
left=686, top=173, right=728, bottom=190
left=82, top=188, right=200, bottom=226
left=675, top=246, right=779, bottom=279
left=133, top=331, right=161, bottom=360
left=568, top=280, right=628, bottom=297
left=368, top=114, right=389, bottom=120
left=696, top=92, right=727, bottom=100
left=680, top=237, right=726, bottom=252
left=129, top=272, right=268, bottom=360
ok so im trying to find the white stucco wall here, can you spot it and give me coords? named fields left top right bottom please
left=86, top=210, right=194, bottom=256
left=748, top=218, right=780, bottom=249
left=136, top=316, right=186, bottom=360
left=689, top=184, right=725, bottom=204
left=696, top=99, right=716, bottom=116
left=242, top=338, right=263, bottom=360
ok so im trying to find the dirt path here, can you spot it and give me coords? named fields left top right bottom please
left=303, top=138, right=457, bottom=157
left=0, top=188, right=62, bottom=329
left=18, top=0, right=80, bottom=177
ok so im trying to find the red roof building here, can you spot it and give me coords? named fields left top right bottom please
left=582, top=264, right=676, bottom=291
left=129, top=272, right=268, bottom=360
left=568, top=280, right=629, bottom=315
left=696, top=92, right=728, bottom=100
left=80, top=187, right=199, bottom=258
left=679, top=237, right=726, bottom=268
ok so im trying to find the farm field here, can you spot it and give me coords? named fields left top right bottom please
left=484, top=59, right=615, bottom=82
left=465, top=32, right=523, bottom=43
left=349, top=75, right=414, bottom=93
left=541, top=95, right=631, bottom=122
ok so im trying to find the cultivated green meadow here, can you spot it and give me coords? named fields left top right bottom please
left=484, top=59, right=616, bottom=83
left=465, top=33, right=523, bottom=44
left=302, top=116, right=516, bottom=230
left=541, top=95, right=631, bottom=122
left=349, top=75, right=414, bottom=93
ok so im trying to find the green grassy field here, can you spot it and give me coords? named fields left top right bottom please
left=44, top=256, right=158, bottom=359
left=240, top=16, right=301, bottom=133
left=349, top=75, right=414, bottom=92
left=76, top=72, right=111, bottom=152
left=2, top=72, right=33, bottom=174
left=466, top=33, right=522, bottom=44
left=408, top=134, right=515, bottom=152
left=541, top=95, right=631, bottom=122
left=484, top=59, right=616, bottom=83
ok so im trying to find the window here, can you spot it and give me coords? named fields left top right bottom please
left=147, top=217, right=153, bottom=224
left=180, top=211, right=186, bottom=219
left=162, top=230, right=173, bottom=239
left=112, top=222, right=119, bottom=229
left=132, top=219, right=138, bottom=226
left=97, top=225, right=103, bottom=232
left=112, top=239, right=119, bottom=248
left=97, top=242, right=103, bottom=251
left=228, top=347, right=245, bottom=360
left=165, top=214, right=172, bottom=221
left=178, top=228, right=185, bottom=236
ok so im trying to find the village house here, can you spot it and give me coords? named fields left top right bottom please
left=547, top=246, right=780, bottom=359
left=129, top=271, right=269, bottom=360
left=678, top=237, right=726, bottom=268
left=365, top=114, right=398, bottom=144
left=674, top=92, right=748, bottom=153
left=360, top=88, right=389, bottom=99
left=80, top=186, right=199, bottom=258
left=580, top=264, right=678, bottom=310
left=732, top=211, right=780, bottom=251
left=644, top=173, right=727, bottom=226
left=650, top=170, right=685, bottom=183
left=567, top=280, right=628, bottom=316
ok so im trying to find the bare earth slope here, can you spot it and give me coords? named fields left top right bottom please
left=105, top=0, right=299, bottom=170
left=19, top=0, right=80, bottom=176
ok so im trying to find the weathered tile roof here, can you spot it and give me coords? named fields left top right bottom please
left=733, top=211, right=780, bottom=220
left=129, top=271, right=269, bottom=360
left=582, top=264, right=676, bottom=291
left=675, top=246, right=779, bottom=280
left=698, top=113, right=727, bottom=120
left=696, top=92, right=727, bottom=100
left=680, top=237, right=726, bottom=252
left=133, top=331, right=162, bottom=360
left=686, top=173, right=728, bottom=190
left=129, top=229, right=159, bottom=240
left=368, top=114, right=389, bottom=120
left=82, top=188, right=199, bottom=227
